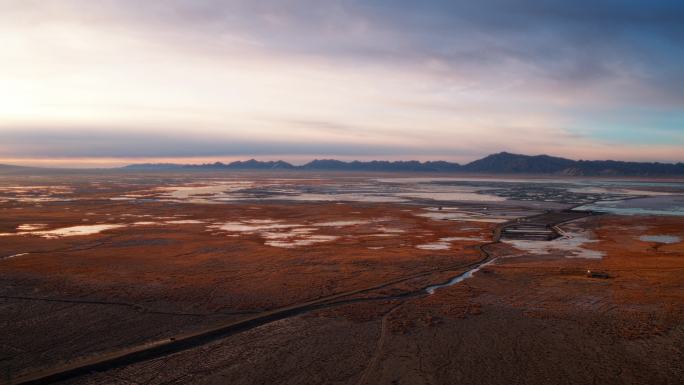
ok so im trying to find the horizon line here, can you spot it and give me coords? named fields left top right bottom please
left=3, top=151, right=684, bottom=170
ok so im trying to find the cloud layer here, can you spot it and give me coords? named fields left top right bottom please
left=1, top=0, right=683, bottom=165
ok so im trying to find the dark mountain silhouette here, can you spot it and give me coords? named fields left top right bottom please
left=461, top=152, right=684, bottom=176
left=123, top=160, right=295, bottom=171
left=301, top=159, right=461, bottom=172
left=118, top=163, right=183, bottom=171
left=461, top=152, right=575, bottom=173
left=568, top=159, right=684, bottom=176
left=229, top=160, right=294, bottom=169
left=191, top=160, right=295, bottom=170
left=114, top=152, right=684, bottom=176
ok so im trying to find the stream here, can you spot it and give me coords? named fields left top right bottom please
left=424, top=258, right=497, bottom=294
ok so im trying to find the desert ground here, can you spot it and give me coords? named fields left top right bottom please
left=1, top=173, right=682, bottom=385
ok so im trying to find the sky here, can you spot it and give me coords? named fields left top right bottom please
left=1, top=0, right=683, bottom=167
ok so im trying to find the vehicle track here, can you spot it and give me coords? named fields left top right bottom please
left=0, top=296, right=257, bottom=318
left=354, top=303, right=403, bottom=385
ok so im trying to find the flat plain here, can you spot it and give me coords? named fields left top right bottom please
left=1, top=172, right=683, bottom=385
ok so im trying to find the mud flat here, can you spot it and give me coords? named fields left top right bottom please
left=0, top=176, right=497, bottom=381
left=30, top=212, right=683, bottom=385
left=576, top=194, right=684, bottom=216
left=1, top=173, right=683, bottom=385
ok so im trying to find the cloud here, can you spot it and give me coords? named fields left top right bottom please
left=0, top=0, right=683, bottom=165
left=0, top=127, right=450, bottom=158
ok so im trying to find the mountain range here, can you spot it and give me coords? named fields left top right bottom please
left=120, top=152, right=684, bottom=176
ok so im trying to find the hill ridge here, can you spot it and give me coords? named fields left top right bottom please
left=120, top=152, right=684, bottom=176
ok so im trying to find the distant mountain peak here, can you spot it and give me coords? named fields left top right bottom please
left=463, top=152, right=576, bottom=173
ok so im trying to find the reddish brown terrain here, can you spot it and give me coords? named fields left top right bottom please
left=0, top=173, right=682, bottom=385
